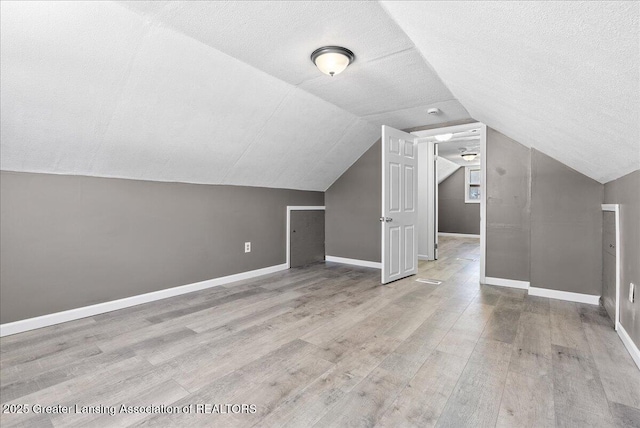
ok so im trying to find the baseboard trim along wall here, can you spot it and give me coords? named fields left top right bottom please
left=0, top=263, right=288, bottom=337
left=484, top=277, right=600, bottom=305
left=438, top=232, right=480, bottom=238
left=617, top=322, right=640, bottom=371
left=325, top=255, right=382, bottom=269
left=528, top=286, right=600, bottom=305
left=484, top=276, right=530, bottom=290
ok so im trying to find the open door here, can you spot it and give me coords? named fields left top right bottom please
left=381, top=125, right=418, bottom=284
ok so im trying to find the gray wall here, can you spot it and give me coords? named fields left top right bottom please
left=438, top=168, right=481, bottom=235
left=325, top=141, right=382, bottom=262
left=0, top=171, right=323, bottom=323
left=485, top=129, right=531, bottom=281
left=604, top=170, right=640, bottom=349
left=530, top=150, right=603, bottom=295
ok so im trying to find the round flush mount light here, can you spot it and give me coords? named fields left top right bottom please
left=311, top=46, right=355, bottom=76
left=435, top=133, right=453, bottom=142
left=427, top=108, right=441, bottom=115
left=461, top=152, right=478, bottom=161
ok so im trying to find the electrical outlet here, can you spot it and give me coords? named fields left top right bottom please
left=244, top=242, right=251, bottom=253
left=630, top=283, right=635, bottom=303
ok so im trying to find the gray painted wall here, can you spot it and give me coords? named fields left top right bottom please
left=604, top=170, right=640, bottom=349
left=325, top=141, right=382, bottom=263
left=290, top=210, right=325, bottom=268
left=438, top=168, right=480, bottom=235
left=530, top=150, right=603, bottom=295
left=485, top=129, right=531, bottom=281
left=0, top=171, right=323, bottom=323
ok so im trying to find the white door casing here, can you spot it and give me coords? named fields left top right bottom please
left=381, top=125, right=418, bottom=284
left=429, top=141, right=438, bottom=260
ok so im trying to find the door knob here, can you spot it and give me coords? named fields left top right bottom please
left=379, top=217, right=392, bottom=222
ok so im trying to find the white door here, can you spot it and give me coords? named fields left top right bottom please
left=381, top=125, right=418, bottom=284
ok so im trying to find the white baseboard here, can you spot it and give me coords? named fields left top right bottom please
left=484, top=276, right=530, bottom=290
left=438, top=232, right=480, bottom=238
left=617, top=322, right=640, bottom=371
left=528, top=286, right=599, bottom=305
left=325, top=255, right=381, bottom=269
left=0, top=263, right=288, bottom=337
left=418, top=254, right=431, bottom=261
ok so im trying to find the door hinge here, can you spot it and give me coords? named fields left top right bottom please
left=435, top=243, right=438, bottom=249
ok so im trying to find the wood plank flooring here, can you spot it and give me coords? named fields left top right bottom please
left=1, top=236, right=639, bottom=427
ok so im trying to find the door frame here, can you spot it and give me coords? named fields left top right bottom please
left=413, top=122, right=487, bottom=282
left=601, top=203, right=621, bottom=330
left=286, top=206, right=326, bottom=268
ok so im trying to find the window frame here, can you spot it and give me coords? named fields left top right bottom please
left=465, top=165, right=481, bottom=204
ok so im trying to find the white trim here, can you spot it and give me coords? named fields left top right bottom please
left=484, top=277, right=530, bottom=290
left=617, top=322, right=640, bottom=371
left=413, top=122, right=487, bottom=282
left=601, top=204, right=621, bottom=330
left=286, top=206, right=325, bottom=268
left=601, top=204, right=618, bottom=211
left=418, top=254, right=430, bottom=261
left=0, top=263, right=288, bottom=337
left=528, top=286, right=600, bottom=305
left=325, top=255, right=381, bottom=269
left=438, top=232, right=480, bottom=238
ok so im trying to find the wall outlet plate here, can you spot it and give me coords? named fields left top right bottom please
left=244, top=242, right=251, bottom=253
left=630, top=283, right=635, bottom=303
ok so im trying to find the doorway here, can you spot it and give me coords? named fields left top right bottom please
left=286, top=206, right=326, bottom=268
left=601, top=204, right=620, bottom=329
left=413, top=123, right=487, bottom=282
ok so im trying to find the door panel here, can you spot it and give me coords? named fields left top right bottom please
left=290, top=210, right=325, bottom=268
left=602, top=211, right=616, bottom=324
left=382, top=125, right=418, bottom=284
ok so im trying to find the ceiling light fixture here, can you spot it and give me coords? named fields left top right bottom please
left=311, top=46, right=355, bottom=76
left=461, top=153, right=478, bottom=161
left=435, top=133, right=453, bottom=142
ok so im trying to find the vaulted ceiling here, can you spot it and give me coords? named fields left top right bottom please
left=1, top=1, right=637, bottom=190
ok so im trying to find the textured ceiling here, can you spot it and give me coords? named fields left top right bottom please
left=382, top=1, right=640, bottom=183
left=0, top=0, right=467, bottom=191
left=1, top=1, right=636, bottom=191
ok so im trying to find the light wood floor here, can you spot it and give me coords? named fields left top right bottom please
left=1, top=236, right=639, bottom=427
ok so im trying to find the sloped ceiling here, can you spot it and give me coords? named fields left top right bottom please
left=0, top=0, right=467, bottom=191
left=1, top=2, right=637, bottom=190
left=382, top=1, right=640, bottom=183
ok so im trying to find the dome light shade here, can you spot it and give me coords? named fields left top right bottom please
left=461, top=153, right=478, bottom=161
left=434, top=133, right=453, bottom=142
left=311, top=46, right=355, bottom=76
